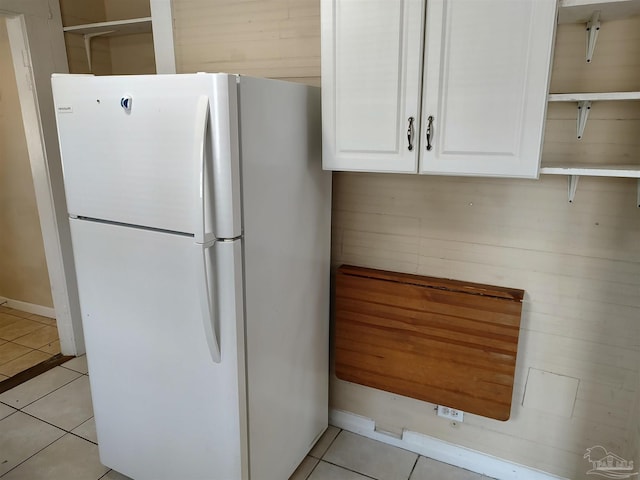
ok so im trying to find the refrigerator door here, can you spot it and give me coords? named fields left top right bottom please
left=69, top=218, right=248, bottom=480
left=52, top=74, right=242, bottom=239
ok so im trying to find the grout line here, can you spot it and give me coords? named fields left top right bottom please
left=407, top=455, right=420, bottom=480
left=304, top=427, right=343, bottom=479
left=303, top=458, right=320, bottom=480
left=68, top=429, right=98, bottom=446
left=0, top=344, right=45, bottom=374
left=0, top=423, right=66, bottom=478
left=319, top=459, right=380, bottom=479
left=319, top=427, right=342, bottom=460
left=18, top=409, right=79, bottom=434
left=2, top=372, right=85, bottom=410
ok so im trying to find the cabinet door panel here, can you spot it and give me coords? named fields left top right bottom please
left=322, top=0, right=424, bottom=173
left=420, top=0, right=557, bottom=178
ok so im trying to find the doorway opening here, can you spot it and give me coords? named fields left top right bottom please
left=0, top=12, right=75, bottom=390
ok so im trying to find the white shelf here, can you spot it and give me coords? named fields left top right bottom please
left=63, top=17, right=152, bottom=36
left=62, top=17, right=153, bottom=73
left=558, top=0, right=640, bottom=23
left=548, top=92, right=640, bottom=101
left=540, top=164, right=640, bottom=178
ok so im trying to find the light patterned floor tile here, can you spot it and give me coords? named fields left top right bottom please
left=308, top=461, right=371, bottom=480
left=0, top=366, right=82, bottom=409
left=0, top=308, right=31, bottom=319
left=0, top=318, right=45, bottom=342
left=23, top=376, right=93, bottom=431
left=72, top=416, right=98, bottom=443
left=0, top=312, right=22, bottom=328
left=0, top=402, right=16, bottom=420
left=26, top=313, right=57, bottom=326
left=100, top=470, right=134, bottom=480
left=0, top=342, right=32, bottom=365
left=309, top=426, right=341, bottom=458
left=290, top=456, right=320, bottom=480
left=0, top=350, right=51, bottom=377
left=38, top=340, right=62, bottom=355
left=409, top=457, right=483, bottom=480
left=61, top=355, right=89, bottom=374
left=323, top=431, right=418, bottom=480
left=1, top=433, right=109, bottom=480
left=0, top=411, right=65, bottom=476
left=13, top=325, right=59, bottom=350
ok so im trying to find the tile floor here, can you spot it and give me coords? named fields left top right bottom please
left=0, top=306, right=60, bottom=381
left=0, top=354, right=491, bottom=479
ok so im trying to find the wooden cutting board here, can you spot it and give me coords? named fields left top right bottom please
left=334, top=265, right=524, bottom=421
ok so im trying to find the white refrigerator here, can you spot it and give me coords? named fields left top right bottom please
left=51, top=73, right=332, bottom=480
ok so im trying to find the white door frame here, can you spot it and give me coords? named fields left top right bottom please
left=1, top=0, right=84, bottom=355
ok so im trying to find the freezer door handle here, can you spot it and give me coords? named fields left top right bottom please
left=197, top=242, right=221, bottom=363
left=194, top=95, right=214, bottom=245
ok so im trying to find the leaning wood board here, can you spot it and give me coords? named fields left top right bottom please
left=334, top=265, right=525, bottom=421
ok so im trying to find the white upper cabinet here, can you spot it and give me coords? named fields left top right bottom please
left=321, top=0, right=425, bottom=173
left=322, top=0, right=558, bottom=178
left=420, top=0, right=557, bottom=178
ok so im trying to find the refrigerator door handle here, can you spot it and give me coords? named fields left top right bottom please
left=197, top=241, right=221, bottom=363
left=194, top=95, right=214, bottom=245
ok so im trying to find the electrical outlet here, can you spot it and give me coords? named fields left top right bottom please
left=437, top=405, right=464, bottom=422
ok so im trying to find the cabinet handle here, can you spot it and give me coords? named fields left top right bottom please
left=407, top=117, right=414, bottom=151
left=426, top=115, right=434, bottom=151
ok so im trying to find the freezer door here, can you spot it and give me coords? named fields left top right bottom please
left=69, top=218, right=248, bottom=480
left=52, top=74, right=242, bottom=239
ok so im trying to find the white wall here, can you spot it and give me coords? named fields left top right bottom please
left=0, top=18, right=53, bottom=308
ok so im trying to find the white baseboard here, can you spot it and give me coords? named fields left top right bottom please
left=329, top=409, right=567, bottom=480
left=0, top=296, right=55, bottom=319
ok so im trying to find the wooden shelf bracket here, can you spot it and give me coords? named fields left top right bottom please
left=577, top=100, right=591, bottom=139
left=568, top=175, right=579, bottom=203
left=585, top=10, right=600, bottom=63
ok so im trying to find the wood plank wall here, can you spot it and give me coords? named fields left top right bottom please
left=543, top=17, right=640, bottom=168
left=104, top=0, right=155, bottom=75
left=173, top=0, right=320, bottom=85
left=58, top=0, right=155, bottom=75
left=172, top=3, right=640, bottom=478
left=58, top=0, right=112, bottom=75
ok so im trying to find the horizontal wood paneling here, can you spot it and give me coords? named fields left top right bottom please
left=331, top=172, right=640, bottom=478
left=550, top=17, right=640, bottom=93
left=173, top=0, right=320, bottom=81
left=544, top=16, right=640, bottom=170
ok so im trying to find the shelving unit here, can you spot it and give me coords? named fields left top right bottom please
left=59, top=0, right=175, bottom=75
left=541, top=0, right=640, bottom=205
left=63, top=17, right=152, bottom=71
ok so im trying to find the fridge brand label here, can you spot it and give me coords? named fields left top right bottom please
left=57, top=105, right=73, bottom=114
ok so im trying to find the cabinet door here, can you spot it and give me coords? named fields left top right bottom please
left=321, top=0, right=424, bottom=173
left=419, top=0, right=557, bottom=178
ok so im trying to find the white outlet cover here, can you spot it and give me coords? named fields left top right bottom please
left=437, top=405, right=464, bottom=422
